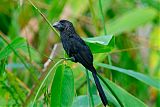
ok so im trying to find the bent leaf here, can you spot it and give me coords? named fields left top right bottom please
left=84, top=35, right=114, bottom=53
left=96, top=63, right=160, bottom=89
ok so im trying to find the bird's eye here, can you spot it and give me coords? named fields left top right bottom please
left=60, top=23, right=65, bottom=28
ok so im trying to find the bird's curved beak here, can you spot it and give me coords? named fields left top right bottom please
left=53, top=22, right=61, bottom=29
left=53, top=21, right=65, bottom=31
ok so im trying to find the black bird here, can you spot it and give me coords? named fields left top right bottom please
left=53, top=20, right=108, bottom=106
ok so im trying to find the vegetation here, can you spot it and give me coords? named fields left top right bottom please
left=0, top=0, right=159, bottom=107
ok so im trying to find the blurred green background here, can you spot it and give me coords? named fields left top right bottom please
left=0, top=0, right=159, bottom=107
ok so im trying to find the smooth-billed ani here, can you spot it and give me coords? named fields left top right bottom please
left=53, top=20, right=108, bottom=106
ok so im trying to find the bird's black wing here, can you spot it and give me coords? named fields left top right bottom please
left=69, top=34, right=93, bottom=70
left=70, top=35, right=108, bottom=106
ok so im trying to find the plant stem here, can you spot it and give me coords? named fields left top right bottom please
left=99, top=0, right=107, bottom=34
left=88, top=0, right=99, bottom=34
left=98, top=0, right=113, bottom=81
left=27, top=0, right=60, bottom=37
left=86, top=69, right=94, bottom=107
left=26, top=39, right=32, bottom=63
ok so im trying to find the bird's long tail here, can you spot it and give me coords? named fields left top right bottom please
left=90, top=67, right=108, bottom=106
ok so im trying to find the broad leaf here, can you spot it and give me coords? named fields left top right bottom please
left=51, top=65, right=74, bottom=107
left=84, top=35, right=114, bottom=53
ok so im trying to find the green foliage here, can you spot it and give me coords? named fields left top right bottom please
left=0, top=37, right=26, bottom=60
left=0, top=0, right=159, bottom=107
left=51, top=65, right=74, bottom=107
left=98, top=75, right=147, bottom=107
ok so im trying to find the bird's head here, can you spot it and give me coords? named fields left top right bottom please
left=53, top=20, right=74, bottom=32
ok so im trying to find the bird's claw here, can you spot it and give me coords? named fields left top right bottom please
left=59, top=57, right=71, bottom=60
left=59, top=57, right=76, bottom=62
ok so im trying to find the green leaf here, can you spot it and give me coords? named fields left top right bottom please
left=72, top=95, right=101, bottom=107
left=61, top=66, right=74, bottom=106
left=96, top=63, right=160, bottom=89
left=0, top=37, right=26, bottom=60
left=108, top=8, right=157, bottom=34
left=86, top=69, right=147, bottom=107
left=51, top=65, right=74, bottom=107
left=98, top=76, right=147, bottom=107
left=84, top=35, right=114, bottom=53
left=27, top=60, right=63, bottom=107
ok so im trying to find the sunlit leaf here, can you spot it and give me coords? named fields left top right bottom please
left=149, top=26, right=160, bottom=76
left=84, top=35, right=114, bottom=53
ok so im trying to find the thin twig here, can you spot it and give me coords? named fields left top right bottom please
left=108, top=46, right=157, bottom=54
left=98, top=0, right=113, bottom=82
left=98, top=0, right=112, bottom=66
left=43, top=44, right=58, bottom=71
left=27, top=0, right=60, bottom=37
left=99, top=0, right=107, bottom=34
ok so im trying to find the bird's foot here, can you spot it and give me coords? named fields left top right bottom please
left=59, top=57, right=71, bottom=60
left=70, top=57, right=77, bottom=62
left=59, top=57, right=77, bottom=62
